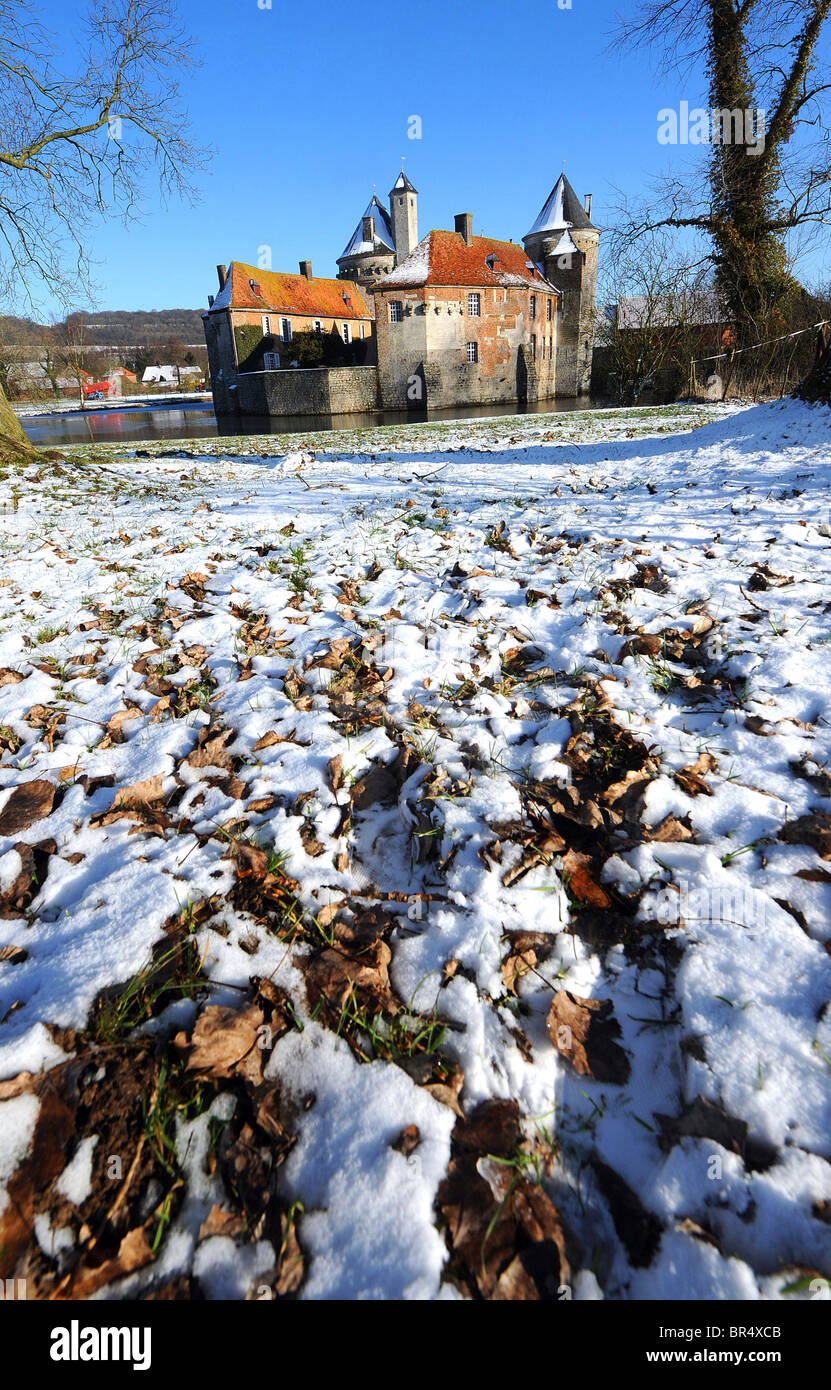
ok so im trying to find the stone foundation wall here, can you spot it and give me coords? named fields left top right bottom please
left=221, top=366, right=380, bottom=418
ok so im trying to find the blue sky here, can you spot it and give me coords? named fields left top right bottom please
left=36, top=0, right=831, bottom=313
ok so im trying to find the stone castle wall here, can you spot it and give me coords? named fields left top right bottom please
left=374, top=284, right=557, bottom=410
left=232, top=365, right=379, bottom=418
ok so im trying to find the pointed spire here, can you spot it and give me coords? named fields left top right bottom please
left=523, top=173, right=596, bottom=241
left=390, top=169, right=417, bottom=195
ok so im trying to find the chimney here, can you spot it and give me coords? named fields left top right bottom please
left=584, top=194, right=593, bottom=219
left=455, top=213, right=473, bottom=247
left=362, top=215, right=375, bottom=244
left=299, top=260, right=313, bottom=280
left=216, top=264, right=227, bottom=290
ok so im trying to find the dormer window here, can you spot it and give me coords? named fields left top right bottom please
left=249, top=279, right=262, bottom=297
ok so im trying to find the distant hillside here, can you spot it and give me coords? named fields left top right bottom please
left=0, top=308, right=205, bottom=346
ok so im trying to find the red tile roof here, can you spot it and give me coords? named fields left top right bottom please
left=213, top=262, right=372, bottom=320
left=378, top=231, right=558, bottom=293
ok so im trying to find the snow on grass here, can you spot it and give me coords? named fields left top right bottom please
left=0, top=397, right=830, bottom=1300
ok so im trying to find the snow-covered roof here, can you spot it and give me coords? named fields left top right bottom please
left=376, top=230, right=558, bottom=293
left=613, top=291, right=724, bottom=330
left=524, top=173, right=597, bottom=241
left=338, top=196, right=395, bottom=261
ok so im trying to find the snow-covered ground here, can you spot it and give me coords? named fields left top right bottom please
left=0, top=397, right=830, bottom=1301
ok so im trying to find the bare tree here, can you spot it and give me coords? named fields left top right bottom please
left=596, top=231, right=718, bottom=401
left=0, top=0, right=206, bottom=457
left=55, top=319, right=96, bottom=408
left=611, top=1, right=831, bottom=347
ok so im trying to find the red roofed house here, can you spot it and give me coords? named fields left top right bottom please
left=374, top=216, right=559, bottom=410
left=203, top=260, right=376, bottom=416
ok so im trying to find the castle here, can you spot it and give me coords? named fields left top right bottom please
left=203, top=171, right=599, bottom=419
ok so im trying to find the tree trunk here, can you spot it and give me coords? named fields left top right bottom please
left=0, top=382, right=38, bottom=462
left=796, top=325, right=831, bottom=402
left=708, top=0, right=790, bottom=344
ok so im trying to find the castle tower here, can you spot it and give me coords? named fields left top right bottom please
left=337, top=194, right=396, bottom=288
left=389, top=171, right=418, bottom=267
left=523, top=174, right=599, bottom=396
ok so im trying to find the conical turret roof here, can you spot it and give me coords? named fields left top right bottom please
left=390, top=170, right=417, bottom=195
left=338, top=195, right=396, bottom=260
left=524, top=173, right=596, bottom=240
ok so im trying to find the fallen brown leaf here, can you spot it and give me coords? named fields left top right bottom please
left=546, top=990, right=630, bottom=1083
left=0, top=779, right=55, bottom=835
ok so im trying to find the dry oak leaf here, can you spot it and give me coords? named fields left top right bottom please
left=391, top=1124, right=421, bottom=1157
left=301, top=940, right=398, bottom=1018
left=110, top=774, right=165, bottom=810
left=197, top=1205, right=248, bottom=1243
left=559, top=848, right=614, bottom=910
left=0, top=780, right=55, bottom=836
left=67, top=1225, right=155, bottom=1299
left=779, top=814, right=831, bottom=859
left=546, top=990, right=631, bottom=1083
left=642, top=814, right=694, bottom=843
left=326, top=753, right=344, bottom=792
left=501, top=930, right=555, bottom=995
left=0, top=944, right=28, bottom=965
left=184, top=728, right=236, bottom=773
left=618, top=633, right=663, bottom=660
left=437, top=1100, right=571, bottom=1299
left=105, top=706, right=143, bottom=741
left=674, top=750, right=716, bottom=797
left=178, top=1002, right=265, bottom=1080
left=600, top=768, right=653, bottom=811
left=253, top=729, right=295, bottom=750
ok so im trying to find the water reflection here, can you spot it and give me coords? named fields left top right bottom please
left=21, top=395, right=609, bottom=449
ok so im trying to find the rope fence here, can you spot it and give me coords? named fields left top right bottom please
left=689, top=319, right=831, bottom=401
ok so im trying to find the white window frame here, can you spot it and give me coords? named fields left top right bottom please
left=281, top=318, right=292, bottom=341
left=465, top=341, right=478, bottom=363
left=467, top=293, right=481, bottom=317
left=342, top=323, right=350, bottom=343
left=313, top=320, right=322, bottom=333
left=263, top=351, right=280, bottom=370
left=262, top=314, right=271, bottom=335
left=389, top=300, right=403, bottom=322
left=530, top=295, right=536, bottom=319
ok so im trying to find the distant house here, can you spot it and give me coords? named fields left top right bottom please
left=141, top=364, right=202, bottom=387
left=592, top=292, right=733, bottom=400
left=109, top=367, right=137, bottom=388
